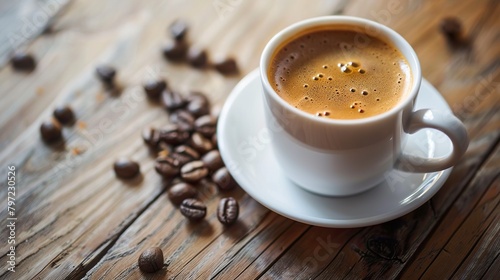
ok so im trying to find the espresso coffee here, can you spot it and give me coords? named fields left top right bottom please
left=268, top=28, right=412, bottom=119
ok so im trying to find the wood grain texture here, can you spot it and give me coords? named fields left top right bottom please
left=0, top=0, right=498, bottom=279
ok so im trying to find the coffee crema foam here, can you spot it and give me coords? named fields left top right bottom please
left=268, top=28, right=412, bottom=119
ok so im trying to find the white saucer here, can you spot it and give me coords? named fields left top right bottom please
left=217, top=69, right=453, bottom=228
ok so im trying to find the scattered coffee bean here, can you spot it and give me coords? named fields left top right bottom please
left=162, top=41, right=188, bottom=62
left=11, top=52, right=36, bottom=71
left=440, top=17, right=463, bottom=42
left=155, top=156, right=180, bottom=178
left=53, top=105, right=75, bottom=125
left=170, top=20, right=188, bottom=41
left=168, top=182, right=197, bottom=205
left=187, top=48, right=208, bottom=68
left=201, top=150, right=223, bottom=172
left=142, top=127, right=161, bottom=149
left=170, top=110, right=195, bottom=132
left=189, top=132, right=213, bottom=154
left=180, top=160, right=209, bottom=183
left=143, top=79, right=167, bottom=100
left=180, top=198, right=206, bottom=221
left=212, top=134, right=218, bottom=148
left=213, top=57, right=238, bottom=75
left=95, top=65, right=116, bottom=85
left=161, top=88, right=186, bottom=111
left=212, top=167, right=237, bottom=191
left=194, top=115, right=217, bottom=137
left=158, top=124, right=190, bottom=145
left=113, top=158, right=140, bottom=179
left=186, top=91, right=209, bottom=104
left=217, top=197, right=239, bottom=225
left=186, top=96, right=210, bottom=117
left=138, top=247, right=164, bottom=273
left=40, top=119, right=63, bottom=143
left=171, top=145, right=200, bottom=165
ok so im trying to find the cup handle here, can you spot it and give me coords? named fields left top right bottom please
left=396, top=109, right=469, bottom=172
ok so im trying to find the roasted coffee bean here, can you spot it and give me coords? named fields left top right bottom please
left=185, top=92, right=210, bottom=117
left=201, top=150, right=223, bottom=172
left=162, top=41, right=188, bottom=62
left=143, top=79, right=167, bottom=100
left=40, top=119, right=62, bottom=143
left=217, top=197, right=239, bottom=225
left=189, top=132, right=213, bottom=154
left=113, top=158, right=140, bottom=179
left=142, top=127, right=161, bottom=149
left=180, top=198, right=206, bottom=221
left=186, top=91, right=209, bottom=104
left=161, top=89, right=186, bottom=111
left=186, top=98, right=209, bottom=118
left=194, top=115, right=217, bottom=137
left=95, top=65, right=116, bottom=85
left=53, top=105, right=75, bottom=125
left=155, top=156, right=180, bottom=178
left=168, top=182, right=197, bottom=205
left=170, top=110, right=195, bottom=132
left=171, top=145, right=200, bottom=165
left=212, top=167, right=237, bottom=191
left=212, top=133, right=218, bottom=148
left=440, top=17, right=463, bottom=42
left=11, top=52, right=36, bottom=71
left=187, top=48, right=208, bottom=68
left=213, top=57, right=238, bottom=75
left=180, top=160, right=208, bottom=183
left=158, top=124, right=190, bottom=145
left=138, top=247, right=164, bottom=273
left=170, top=20, right=188, bottom=41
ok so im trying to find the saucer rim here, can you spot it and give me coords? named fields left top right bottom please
left=218, top=69, right=452, bottom=228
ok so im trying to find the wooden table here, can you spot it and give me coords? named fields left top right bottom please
left=1, top=0, right=498, bottom=279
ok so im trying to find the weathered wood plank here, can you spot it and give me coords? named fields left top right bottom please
left=232, top=222, right=310, bottom=279
left=453, top=213, right=499, bottom=279
left=401, top=144, right=500, bottom=279
left=259, top=226, right=362, bottom=279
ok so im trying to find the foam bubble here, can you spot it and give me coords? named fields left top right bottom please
left=341, top=66, right=352, bottom=73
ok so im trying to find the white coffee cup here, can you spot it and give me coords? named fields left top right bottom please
left=260, top=16, right=469, bottom=196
